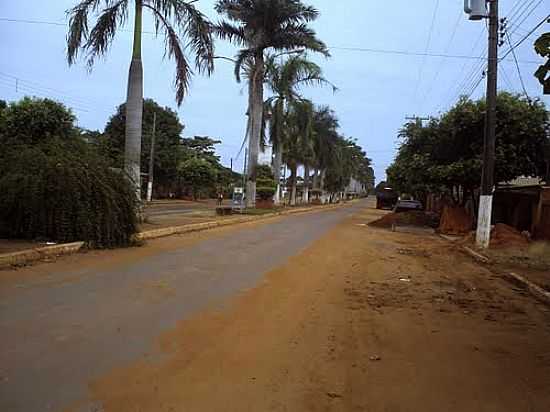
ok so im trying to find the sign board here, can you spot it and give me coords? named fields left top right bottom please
left=234, top=187, right=244, bottom=194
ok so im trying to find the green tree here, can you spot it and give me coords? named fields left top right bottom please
left=215, top=0, right=329, bottom=207
left=283, top=99, right=315, bottom=205
left=101, top=99, right=184, bottom=195
left=0, top=98, right=138, bottom=247
left=256, top=164, right=277, bottom=200
left=534, top=30, right=550, bottom=94
left=264, top=55, right=334, bottom=204
left=387, top=93, right=550, bottom=204
left=0, top=97, right=76, bottom=145
left=178, top=157, right=218, bottom=199
left=67, top=0, right=214, bottom=199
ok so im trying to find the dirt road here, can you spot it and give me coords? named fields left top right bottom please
left=3, top=201, right=550, bottom=411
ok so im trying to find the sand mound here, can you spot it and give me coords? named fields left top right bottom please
left=369, top=211, right=440, bottom=229
left=460, top=224, right=529, bottom=249
left=438, top=206, right=473, bottom=235
left=490, top=223, right=529, bottom=248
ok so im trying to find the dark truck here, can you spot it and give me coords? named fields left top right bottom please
left=376, top=187, right=399, bottom=210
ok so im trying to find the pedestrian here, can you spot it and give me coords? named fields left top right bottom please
left=218, top=192, right=224, bottom=206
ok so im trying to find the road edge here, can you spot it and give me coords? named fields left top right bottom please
left=458, top=245, right=550, bottom=306
left=0, top=202, right=353, bottom=270
left=0, top=242, right=85, bottom=270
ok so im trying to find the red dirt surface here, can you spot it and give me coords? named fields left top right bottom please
left=369, top=211, right=439, bottom=229
left=490, top=223, right=529, bottom=248
left=438, top=206, right=473, bottom=235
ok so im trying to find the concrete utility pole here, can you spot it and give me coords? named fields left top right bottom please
left=464, top=0, right=498, bottom=249
left=146, top=112, right=157, bottom=203
left=476, top=0, right=498, bottom=249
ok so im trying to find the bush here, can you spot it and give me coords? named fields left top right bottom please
left=256, top=186, right=276, bottom=200
left=0, top=98, right=138, bottom=247
left=0, top=139, right=138, bottom=247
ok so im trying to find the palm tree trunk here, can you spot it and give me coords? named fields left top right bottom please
left=125, top=0, right=144, bottom=200
left=320, top=169, right=327, bottom=203
left=303, top=164, right=310, bottom=204
left=312, top=168, right=319, bottom=189
left=246, top=52, right=265, bottom=208
left=272, top=145, right=283, bottom=205
left=290, top=164, right=297, bottom=206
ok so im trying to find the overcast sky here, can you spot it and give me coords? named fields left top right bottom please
left=1, top=0, right=549, bottom=181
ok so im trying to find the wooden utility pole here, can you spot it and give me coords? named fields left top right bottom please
left=146, top=112, right=157, bottom=203
left=476, top=0, right=498, bottom=249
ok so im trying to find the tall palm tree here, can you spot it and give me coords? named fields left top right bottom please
left=284, top=99, right=314, bottom=205
left=312, top=106, right=339, bottom=197
left=215, top=0, right=328, bottom=208
left=264, top=54, right=334, bottom=204
left=67, top=0, right=214, bottom=199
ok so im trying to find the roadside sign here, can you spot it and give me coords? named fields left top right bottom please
left=234, top=187, right=244, bottom=194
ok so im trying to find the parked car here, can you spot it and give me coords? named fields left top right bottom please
left=376, top=187, right=399, bottom=210
left=393, top=199, right=423, bottom=213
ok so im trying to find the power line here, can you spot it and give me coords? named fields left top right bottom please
left=499, top=13, right=550, bottom=61
left=0, top=72, right=104, bottom=109
left=413, top=0, right=441, bottom=104
left=1, top=16, right=542, bottom=64
left=500, top=64, right=515, bottom=90
left=0, top=72, right=115, bottom=114
left=436, top=26, right=486, bottom=112
left=0, top=17, right=156, bottom=34
left=328, top=45, right=539, bottom=64
left=465, top=71, right=486, bottom=100
left=504, top=29, right=530, bottom=99
left=507, top=0, right=544, bottom=36
left=420, top=10, right=462, bottom=110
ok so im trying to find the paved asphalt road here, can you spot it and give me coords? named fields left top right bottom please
left=0, top=201, right=364, bottom=412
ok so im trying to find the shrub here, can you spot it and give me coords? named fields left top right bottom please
left=0, top=97, right=139, bottom=248
left=0, top=139, right=138, bottom=247
left=256, top=186, right=276, bottom=200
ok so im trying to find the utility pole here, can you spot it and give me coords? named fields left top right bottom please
left=477, top=0, right=498, bottom=249
left=146, top=112, right=156, bottom=203
left=465, top=0, right=498, bottom=249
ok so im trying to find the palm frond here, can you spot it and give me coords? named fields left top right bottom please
left=147, top=0, right=215, bottom=75
left=271, top=23, right=330, bottom=57
left=144, top=3, right=191, bottom=105
left=84, top=0, right=129, bottom=68
left=233, top=49, right=256, bottom=82
left=66, top=0, right=103, bottom=65
left=213, top=21, right=247, bottom=46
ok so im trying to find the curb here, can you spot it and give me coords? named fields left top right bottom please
left=135, top=202, right=346, bottom=241
left=505, top=272, right=550, bottom=305
left=0, top=242, right=85, bottom=270
left=462, top=246, right=490, bottom=264
left=0, top=202, right=350, bottom=269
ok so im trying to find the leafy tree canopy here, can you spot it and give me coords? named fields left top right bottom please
left=534, top=29, right=550, bottom=94
left=387, top=92, right=550, bottom=204
left=0, top=97, right=138, bottom=246
left=178, top=157, right=218, bottom=200
left=0, top=97, right=76, bottom=146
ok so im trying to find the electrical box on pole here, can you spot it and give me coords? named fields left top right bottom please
left=464, top=0, right=487, bottom=20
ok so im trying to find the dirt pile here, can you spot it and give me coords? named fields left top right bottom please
left=490, top=223, right=529, bottom=248
left=438, top=206, right=473, bottom=235
left=369, top=211, right=440, bottom=229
